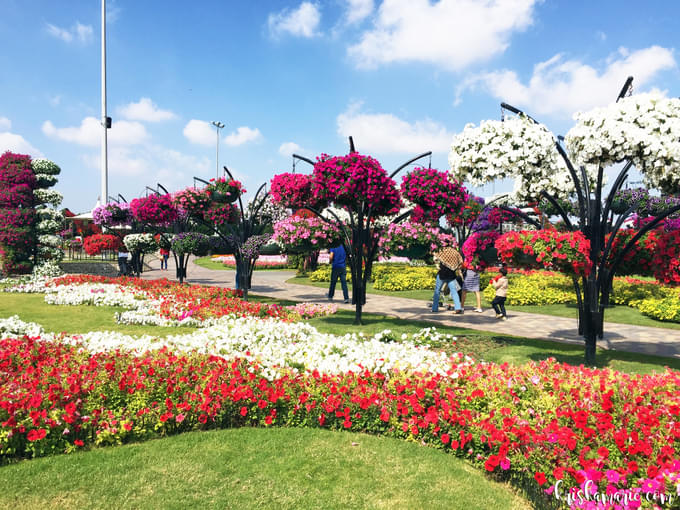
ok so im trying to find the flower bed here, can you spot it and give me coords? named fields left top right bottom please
left=1, top=328, right=678, bottom=508
left=214, top=254, right=289, bottom=269
left=3, top=274, right=338, bottom=325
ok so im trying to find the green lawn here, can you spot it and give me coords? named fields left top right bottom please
left=0, top=293, right=196, bottom=337
left=0, top=428, right=530, bottom=510
left=288, top=276, right=680, bottom=331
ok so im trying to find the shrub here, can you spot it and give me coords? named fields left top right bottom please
left=482, top=271, right=576, bottom=305
left=83, top=234, right=122, bottom=255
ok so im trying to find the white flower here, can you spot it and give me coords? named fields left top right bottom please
left=448, top=116, right=590, bottom=203
left=566, top=93, right=680, bottom=193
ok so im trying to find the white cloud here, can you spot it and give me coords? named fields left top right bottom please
left=82, top=144, right=211, bottom=184
left=0, top=117, right=11, bottom=131
left=46, top=22, right=93, bottom=43
left=117, top=98, right=177, bottom=122
left=347, top=0, right=537, bottom=70
left=268, top=2, right=321, bottom=38
left=458, top=46, right=677, bottom=118
left=183, top=120, right=215, bottom=146
left=279, top=142, right=301, bottom=157
left=345, top=0, right=374, bottom=24
left=336, top=102, right=453, bottom=153
left=0, top=132, right=43, bottom=158
left=42, top=117, right=148, bottom=147
left=224, top=127, right=262, bottom=147
left=75, top=22, right=93, bottom=43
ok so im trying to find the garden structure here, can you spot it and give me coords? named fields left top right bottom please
left=271, top=137, right=468, bottom=324
left=450, top=78, right=680, bottom=364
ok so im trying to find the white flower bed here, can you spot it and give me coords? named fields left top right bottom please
left=0, top=315, right=473, bottom=380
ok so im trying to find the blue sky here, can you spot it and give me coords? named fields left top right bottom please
left=1, top=0, right=678, bottom=213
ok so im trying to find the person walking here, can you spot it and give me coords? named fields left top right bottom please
left=117, top=250, right=129, bottom=276
left=159, top=247, right=169, bottom=270
left=462, top=265, right=483, bottom=313
left=491, top=267, right=509, bottom=320
left=431, top=245, right=463, bottom=314
left=327, top=242, right=350, bottom=304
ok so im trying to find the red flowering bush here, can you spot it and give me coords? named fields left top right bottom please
left=82, top=234, right=122, bottom=255
left=401, top=167, right=468, bottom=222
left=606, top=229, right=657, bottom=278
left=312, top=153, right=402, bottom=215
left=130, top=194, right=179, bottom=225
left=462, top=231, right=501, bottom=270
left=653, top=230, right=680, bottom=285
left=495, top=230, right=592, bottom=277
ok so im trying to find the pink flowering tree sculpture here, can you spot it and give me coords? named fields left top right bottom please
left=401, top=167, right=469, bottom=224
left=272, top=138, right=458, bottom=324
left=177, top=169, right=284, bottom=299
left=128, top=191, right=198, bottom=283
left=0, top=152, right=37, bottom=275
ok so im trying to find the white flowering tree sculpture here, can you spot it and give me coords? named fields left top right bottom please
left=271, top=137, right=466, bottom=325
left=449, top=79, right=680, bottom=364
left=31, top=158, right=65, bottom=265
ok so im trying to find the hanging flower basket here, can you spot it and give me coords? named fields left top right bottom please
left=479, top=245, right=499, bottom=265
left=206, top=178, right=244, bottom=204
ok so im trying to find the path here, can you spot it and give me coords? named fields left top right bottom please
left=142, top=258, right=680, bottom=360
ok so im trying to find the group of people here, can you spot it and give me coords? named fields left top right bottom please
left=325, top=240, right=509, bottom=320
left=431, top=244, right=509, bottom=320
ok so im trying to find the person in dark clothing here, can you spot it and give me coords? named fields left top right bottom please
left=327, top=243, right=350, bottom=303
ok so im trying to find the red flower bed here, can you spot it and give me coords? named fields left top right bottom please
left=1, top=337, right=678, bottom=507
left=48, top=274, right=290, bottom=322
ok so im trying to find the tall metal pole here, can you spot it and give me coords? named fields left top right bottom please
left=211, top=121, right=224, bottom=179
left=101, top=0, right=108, bottom=205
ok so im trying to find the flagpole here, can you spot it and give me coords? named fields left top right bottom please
left=101, top=0, right=108, bottom=205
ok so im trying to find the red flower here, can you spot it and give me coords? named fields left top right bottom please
left=27, top=428, right=47, bottom=441
left=534, top=472, right=547, bottom=486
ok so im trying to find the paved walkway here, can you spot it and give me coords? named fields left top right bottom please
left=142, top=258, right=680, bottom=360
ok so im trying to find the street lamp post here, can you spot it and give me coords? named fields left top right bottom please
left=211, top=121, right=225, bottom=179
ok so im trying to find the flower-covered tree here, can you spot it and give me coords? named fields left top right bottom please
left=0, top=152, right=37, bottom=275
left=272, top=139, right=459, bottom=324
left=123, top=233, right=158, bottom=276
left=31, top=158, right=64, bottom=265
left=450, top=80, right=680, bottom=364
left=173, top=170, right=285, bottom=299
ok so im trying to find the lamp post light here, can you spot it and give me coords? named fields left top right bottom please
left=211, top=121, right=225, bottom=179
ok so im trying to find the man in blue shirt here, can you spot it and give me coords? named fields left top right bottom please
left=327, top=242, right=350, bottom=304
